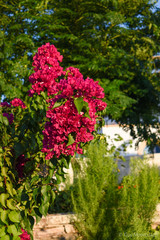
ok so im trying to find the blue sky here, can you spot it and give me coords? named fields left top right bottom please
left=156, top=0, right=160, bottom=7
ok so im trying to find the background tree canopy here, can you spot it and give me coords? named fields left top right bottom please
left=0, top=0, right=160, bottom=146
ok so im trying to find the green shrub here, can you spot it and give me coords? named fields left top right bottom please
left=71, top=140, right=118, bottom=239
left=113, top=158, right=160, bottom=240
left=71, top=141, right=160, bottom=240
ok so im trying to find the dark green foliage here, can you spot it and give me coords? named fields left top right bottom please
left=49, top=189, right=73, bottom=214
left=0, top=0, right=160, bottom=144
left=0, top=0, right=35, bottom=99
left=71, top=141, right=160, bottom=240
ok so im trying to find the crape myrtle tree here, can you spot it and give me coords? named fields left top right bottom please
left=0, top=43, right=107, bottom=239
left=1, top=0, right=160, bottom=145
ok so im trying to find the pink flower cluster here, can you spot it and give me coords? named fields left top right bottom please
left=29, top=43, right=65, bottom=96
left=29, top=43, right=107, bottom=160
left=19, top=228, right=31, bottom=240
left=10, top=98, right=26, bottom=109
left=42, top=77, right=106, bottom=159
left=42, top=98, right=93, bottom=159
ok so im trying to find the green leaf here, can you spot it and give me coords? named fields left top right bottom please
left=42, top=194, right=50, bottom=204
left=0, top=208, right=3, bottom=212
left=49, top=167, right=54, bottom=178
left=7, top=199, right=17, bottom=210
left=74, top=97, right=84, bottom=114
left=0, top=147, right=3, bottom=153
left=13, top=235, right=21, bottom=240
left=33, top=188, right=39, bottom=201
left=21, top=216, right=32, bottom=233
left=30, top=176, right=39, bottom=185
left=50, top=191, right=55, bottom=204
left=41, top=91, right=47, bottom=99
left=1, top=210, right=8, bottom=224
left=6, top=182, right=14, bottom=197
left=1, top=234, right=10, bottom=240
left=8, top=211, right=20, bottom=223
left=66, top=134, right=75, bottom=146
left=5, top=158, right=12, bottom=167
left=0, top=193, right=9, bottom=207
left=84, top=112, right=91, bottom=119
left=36, top=95, right=41, bottom=103
left=41, top=185, right=51, bottom=195
left=60, top=157, right=70, bottom=169
left=2, top=116, right=9, bottom=126
left=39, top=202, right=49, bottom=217
left=7, top=225, right=18, bottom=236
left=32, top=102, right=38, bottom=110
left=52, top=101, right=64, bottom=109
left=0, top=114, right=3, bottom=123
left=56, top=174, right=63, bottom=184
left=0, top=226, right=6, bottom=237
left=1, top=167, right=8, bottom=177
left=38, top=104, right=44, bottom=110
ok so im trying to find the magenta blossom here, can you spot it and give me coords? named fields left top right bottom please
left=19, top=229, right=31, bottom=240
left=10, top=98, right=26, bottom=109
left=29, top=42, right=65, bottom=95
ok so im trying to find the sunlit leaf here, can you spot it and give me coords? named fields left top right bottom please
left=8, top=211, right=20, bottom=223
left=66, top=134, right=75, bottom=146
left=74, top=97, right=84, bottom=114
left=0, top=193, right=9, bottom=207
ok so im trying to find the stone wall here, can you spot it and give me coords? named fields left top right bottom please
left=33, top=213, right=78, bottom=240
